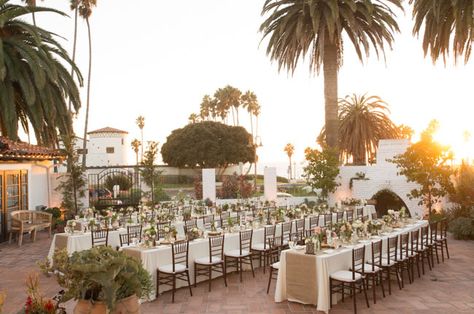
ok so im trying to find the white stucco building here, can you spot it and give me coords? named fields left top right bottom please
left=78, top=127, right=129, bottom=167
left=330, top=139, right=424, bottom=218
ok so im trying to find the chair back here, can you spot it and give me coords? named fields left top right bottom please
left=208, top=235, right=225, bottom=263
left=127, top=224, right=142, bottom=240
left=346, top=210, right=354, bottom=223
left=386, top=235, right=399, bottom=263
left=371, top=212, right=377, bottom=220
left=399, top=233, right=409, bottom=261
left=324, top=213, right=332, bottom=228
left=309, top=215, right=320, bottom=229
left=336, top=211, right=344, bottom=223
left=239, top=229, right=253, bottom=255
left=429, top=221, right=438, bottom=244
left=220, top=212, right=229, bottom=228
left=356, top=207, right=364, bottom=219
left=91, top=227, right=109, bottom=247
left=184, top=218, right=197, bottom=234
left=202, top=214, right=214, bottom=230
left=157, top=221, right=171, bottom=239
left=370, top=240, right=383, bottom=272
left=410, top=229, right=419, bottom=253
left=119, top=233, right=129, bottom=247
left=263, top=225, right=276, bottom=249
left=280, top=221, right=291, bottom=245
left=420, top=225, right=430, bottom=249
left=352, top=246, right=366, bottom=280
left=440, top=218, right=448, bottom=239
left=171, top=240, right=189, bottom=272
left=267, top=236, right=280, bottom=264
left=293, top=218, right=305, bottom=240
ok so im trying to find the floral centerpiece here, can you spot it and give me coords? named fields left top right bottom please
left=333, top=221, right=353, bottom=242
left=384, top=209, right=403, bottom=228
left=342, top=197, right=362, bottom=206
left=270, top=207, right=285, bottom=223
left=163, top=225, right=177, bottom=241
left=352, top=219, right=365, bottom=237
left=66, top=220, right=76, bottom=234
left=367, top=219, right=384, bottom=235
left=187, top=227, right=201, bottom=241
left=305, top=227, right=324, bottom=254
left=142, top=226, right=157, bottom=247
left=81, top=207, right=95, bottom=220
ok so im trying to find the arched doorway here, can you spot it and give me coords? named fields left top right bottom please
left=371, top=189, right=410, bottom=218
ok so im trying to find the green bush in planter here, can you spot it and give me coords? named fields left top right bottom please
left=41, top=246, right=152, bottom=311
left=448, top=217, right=474, bottom=240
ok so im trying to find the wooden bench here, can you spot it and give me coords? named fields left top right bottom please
left=9, top=210, right=52, bottom=246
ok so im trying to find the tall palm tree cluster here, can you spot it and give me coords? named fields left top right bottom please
left=189, top=85, right=262, bottom=140
left=0, top=1, right=82, bottom=147
left=260, top=0, right=472, bottom=164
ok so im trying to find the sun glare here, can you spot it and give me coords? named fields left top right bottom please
left=432, top=125, right=474, bottom=164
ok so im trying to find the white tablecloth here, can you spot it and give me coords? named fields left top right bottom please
left=275, top=220, right=428, bottom=313
left=122, top=227, right=264, bottom=301
left=47, top=229, right=125, bottom=260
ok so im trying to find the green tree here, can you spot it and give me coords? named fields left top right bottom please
left=410, top=0, right=473, bottom=64
left=140, top=141, right=161, bottom=205
left=391, top=120, right=455, bottom=220
left=57, top=136, right=86, bottom=215
left=303, top=146, right=340, bottom=200
left=260, top=0, right=402, bottom=149
left=338, top=94, right=400, bottom=165
left=77, top=0, right=97, bottom=167
left=450, top=161, right=474, bottom=210
left=161, top=121, right=255, bottom=170
left=130, top=138, right=140, bottom=165
left=397, top=124, right=415, bottom=140
left=0, top=1, right=82, bottom=146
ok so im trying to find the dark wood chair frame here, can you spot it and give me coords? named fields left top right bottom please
left=91, top=227, right=109, bottom=247
left=365, top=240, right=385, bottom=304
left=194, top=235, right=227, bottom=292
left=251, top=224, right=276, bottom=273
left=224, top=229, right=255, bottom=283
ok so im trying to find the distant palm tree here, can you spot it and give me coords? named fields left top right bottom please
left=260, top=0, right=402, bottom=150
left=214, top=85, right=242, bottom=126
left=199, top=95, right=212, bottom=121
left=410, top=0, right=473, bottom=64
left=0, top=1, right=82, bottom=146
left=131, top=138, right=141, bottom=165
left=241, top=90, right=259, bottom=137
left=284, top=143, right=295, bottom=180
left=339, top=94, right=399, bottom=165
left=77, top=0, right=97, bottom=167
left=136, top=115, right=145, bottom=162
left=21, top=0, right=40, bottom=25
left=188, top=113, right=199, bottom=124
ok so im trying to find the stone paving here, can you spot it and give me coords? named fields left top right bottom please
left=1, top=232, right=474, bottom=313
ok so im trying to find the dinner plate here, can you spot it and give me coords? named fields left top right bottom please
left=371, top=236, right=381, bottom=239
left=323, top=249, right=335, bottom=254
left=294, top=245, right=305, bottom=250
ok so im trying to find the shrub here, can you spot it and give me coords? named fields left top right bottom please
left=448, top=217, right=474, bottom=240
left=194, top=176, right=203, bottom=199
left=154, top=187, right=171, bottom=202
left=104, top=174, right=132, bottom=192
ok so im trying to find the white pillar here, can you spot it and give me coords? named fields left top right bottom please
left=202, top=168, right=216, bottom=201
left=264, top=167, right=277, bottom=202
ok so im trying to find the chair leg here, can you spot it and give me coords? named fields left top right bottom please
left=379, top=272, right=386, bottom=298
left=222, top=263, right=227, bottom=287
left=239, top=258, right=243, bottom=283
left=156, top=271, right=160, bottom=298
left=172, top=275, right=176, bottom=303
left=434, top=243, right=440, bottom=264
left=372, top=275, right=376, bottom=304
left=208, top=265, right=212, bottom=292
left=329, top=278, right=333, bottom=308
left=18, top=232, right=23, bottom=246
left=445, top=240, right=450, bottom=259
left=386, top=268, right=391, bottom=295
left=362, top=279, right=370, bottom=308
left=352, top=282, right=357, bottom=314
left=266, top=267, right=273, bottom=294
left=8, top=232, right=13, bottom=244
left=194, top=263, right=197, bottom=288
left=249, top=255, right=255, bottom=278
left=186, top=271, right=193, bottom=297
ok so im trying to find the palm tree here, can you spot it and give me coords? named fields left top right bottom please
left=68, top=0, right=79, bottom=113
left=410, top=0, right=473, bottom=64
left=338, top=94, right=399, bottom=165
left=21, top=0, right=40, bottom=25
left=241, top=90, right=259, bottom=137
left=77, top=0, right=97, bottom=167
left=214, top=85, right=242, bottom=126
left=136, top=115, right=145, bottom=162
left=284, top=143, right=295, bottom=180
left=260, top=0, right=402, bottom=150
left=0, top=1, right=82, bottom=146
left=199, top=95, right=212, bottom=121
left=188, top=113, right=199, bottom=124
left=131, top=138, right=141, bottom=165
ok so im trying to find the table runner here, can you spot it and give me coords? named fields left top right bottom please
left=123, top=247, right=143, bottom=261
left=55, top=234, right=69, bottom=250
left=286, top=250, right=318, bottom=305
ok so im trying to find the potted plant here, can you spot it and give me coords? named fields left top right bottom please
left=40, top=246, right=152, bottom=313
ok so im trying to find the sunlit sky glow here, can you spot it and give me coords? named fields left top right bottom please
left=17, top=0, right=474, bottom=176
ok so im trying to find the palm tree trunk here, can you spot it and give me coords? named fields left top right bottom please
left=140, top=129, right=144, bottom=163
left=249, top=112, right=254, bottom=138
left=289, top=156, right=292, bottom=180
left=81, top=17, right=92, bottom=168
left=235, top=107, right=239, bottom=125
left=323, top=38, right=339, bottom=150
left=68, top=4, right=79, bottom=113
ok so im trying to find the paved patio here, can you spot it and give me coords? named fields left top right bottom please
left=1, top=232, right=473, bottom=313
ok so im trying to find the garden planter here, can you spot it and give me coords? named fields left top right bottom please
left=74, top=294, right=140, bottom=314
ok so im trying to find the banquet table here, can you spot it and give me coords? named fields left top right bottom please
left=275, top=219, right=428, bottom=314
left=47, top=228, right=125, bottom=261
left=122, top=227, right=265, bottom=300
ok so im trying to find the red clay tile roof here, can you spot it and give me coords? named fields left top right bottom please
left=0, top=137, right=65, bottom=161
left=88, top=127, right=128, bottom=134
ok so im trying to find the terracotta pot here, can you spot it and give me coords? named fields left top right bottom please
left=74, top=294, right=140, bottom=314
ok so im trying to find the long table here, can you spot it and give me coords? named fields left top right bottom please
left=275, top=220, right=428, bottom=313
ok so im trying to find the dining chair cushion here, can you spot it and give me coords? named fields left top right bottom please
left=158, top=264, right=186, bottom=273
left=251, top=243, right=268, bottom=251
left=353, top=264, right=380, bottom=273
left=271, top=261, right=280, bottom=270
left=194, top=256, right=222, bottom=265
left=381, top=259, right=398, bottom=267
left=225, top=249, right=250, bottom=257
left=330, top=270, right=362, bottom=282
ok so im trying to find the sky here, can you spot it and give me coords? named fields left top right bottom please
left=17, top=0, right=474, bottom=177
